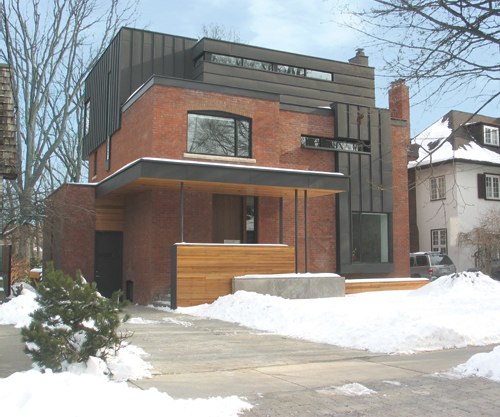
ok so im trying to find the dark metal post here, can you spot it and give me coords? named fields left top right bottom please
left=304, top=190, right=308, bottom=272
left=294, top=189, right=299, bottom=273
left=180, top=182, right=184, bottom=242
left=279, top=197, right=283, bottom=244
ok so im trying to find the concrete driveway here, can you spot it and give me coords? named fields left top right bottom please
left=123, top=305, right=500, bottom=416
left=1, top=304, right=499, bottom=416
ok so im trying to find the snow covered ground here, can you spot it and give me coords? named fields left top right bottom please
left=1, top=271, right=500, bottom=416
left=178, top=271, right=500, bottom=380
left=0, top=285, right=251, bottom=417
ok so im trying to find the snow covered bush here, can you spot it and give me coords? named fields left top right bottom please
left=21, top=265, right=130, bottom=372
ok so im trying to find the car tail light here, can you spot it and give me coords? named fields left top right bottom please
left=428, top=268, right=433, bottom=276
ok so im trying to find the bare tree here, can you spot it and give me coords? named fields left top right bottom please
left=458, top=208, right=500, bottom=273
left=344, top=1, right=499, bottom=110
left=199, top=23, right=243, bottom=43
left=0, top=0, right=136, bottom=260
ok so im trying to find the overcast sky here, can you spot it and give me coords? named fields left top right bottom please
left=135, top=0, right=498, bottom=137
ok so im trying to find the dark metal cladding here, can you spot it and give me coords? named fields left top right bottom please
left=84, top=28, right=197, bottom=156
left=334, top=104, right=394, bottom=274
left=84, top=27, right=376, bottom=157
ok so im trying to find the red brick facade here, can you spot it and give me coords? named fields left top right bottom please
left=50, top=80, right=411, bottom=304
left=43, top=184, right=95, bottom=281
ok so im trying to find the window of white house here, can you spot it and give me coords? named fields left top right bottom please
left=187, top=112, right=251, bottom=158
left=430, top=176, right=446, bottom=200
left=352, top=212, right=389, bottom=263
left=485, top=174, right=500, bottom=200
left=431, top=229, right=447, bottom=254
left=484, top=126, right=499, bottom=146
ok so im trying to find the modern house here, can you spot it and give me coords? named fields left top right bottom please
left=408, top=110, right=500, bottom=272
left=44, top=27, right=412, bottom=306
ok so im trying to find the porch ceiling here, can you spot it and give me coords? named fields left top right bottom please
left=95, top=158, right=349, bottom=199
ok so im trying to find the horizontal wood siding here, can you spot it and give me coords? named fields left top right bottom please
left=174, top=245, right=295, bottom=307
left=345, top=279, right=428, bottom=295
left=95, top=206, right=124, bottom=231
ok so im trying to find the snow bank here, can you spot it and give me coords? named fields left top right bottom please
left=454, top=346, right=500, bottom=382
left=0, top=287, right=38, bottom=328
left=179, top=272, right=500, bottom=354
left=0, top=369, right=252, bottom=417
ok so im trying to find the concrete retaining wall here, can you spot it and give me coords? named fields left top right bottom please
left=232, top=273, right=345, bottom=299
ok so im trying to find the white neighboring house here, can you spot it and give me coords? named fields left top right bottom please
left=408, top=110, right=500, bottom=272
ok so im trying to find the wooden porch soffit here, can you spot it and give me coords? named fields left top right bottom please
left=95, top=158, right=349, bottom=198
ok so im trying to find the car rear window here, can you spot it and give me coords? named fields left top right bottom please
left=416, top=255, right=428, bottom=266
left=429, top=254, right=453, bottom=266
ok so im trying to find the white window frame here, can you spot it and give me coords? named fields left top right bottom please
left=485, top=174, right=500, bottom=200
left=430, top=176, right=446, bottom=201
left=484, top=126, right=499, bottom=146
left=431, top=229, right=447, bottom=254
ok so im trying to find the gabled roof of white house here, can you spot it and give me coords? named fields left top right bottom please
left=408, top=115, right=500, bottom=169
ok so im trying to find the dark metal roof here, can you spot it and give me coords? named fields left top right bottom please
left=95, top=158, right=349, bottom=198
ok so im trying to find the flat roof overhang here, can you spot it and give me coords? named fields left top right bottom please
left=95, top=158, right=349, bottom=199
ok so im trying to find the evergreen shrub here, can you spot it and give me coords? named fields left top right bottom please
left=21, top=265, right=129, bottom=372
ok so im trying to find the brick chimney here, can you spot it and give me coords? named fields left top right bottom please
left=388, top=79, right=410, bottom=122
left=348, top=48, right=369, bottom=66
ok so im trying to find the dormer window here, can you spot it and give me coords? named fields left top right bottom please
left=484, top=125, right=499, bottom=146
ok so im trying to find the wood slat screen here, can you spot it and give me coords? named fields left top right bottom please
left=173, top=244, right=295, bottom=307
left=345, top=279, right=428, bottom=295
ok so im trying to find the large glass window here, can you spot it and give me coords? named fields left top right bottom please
left=352, top=213, right=389, bottom=263
left=187, top=113, right=251, bottom=158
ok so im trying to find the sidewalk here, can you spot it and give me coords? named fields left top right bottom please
left=122, top=305, right=500, bottom=416
left=0, top=325, right=32, bottom=377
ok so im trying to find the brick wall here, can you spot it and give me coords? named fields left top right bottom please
left=44, top=184, right=95, bottom=281
left=123, top=189, right=180, bottom=303
left=85, top=81, right=412, bottom=302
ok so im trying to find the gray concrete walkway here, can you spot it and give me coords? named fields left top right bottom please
left=0, top=324, right=32, bottom=377
left=122, top=305, right=500, bottom=416
left=1, top=304, right=499, bottom=416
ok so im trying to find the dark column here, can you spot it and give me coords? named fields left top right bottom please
left=180, top=182, right=184, bottom=242
left=304, top=190, right=308, bottom=272
left=295, top=190, right=298, bottom=273
left=279, top=197, right=284, bottom=244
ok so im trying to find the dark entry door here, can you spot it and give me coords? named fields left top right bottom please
left=213, top=195, right=243, bottom=243
left=94, top=232, right=123, bottom=298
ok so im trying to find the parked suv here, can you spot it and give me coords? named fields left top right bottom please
left=410, top=252, right=456, bottom=280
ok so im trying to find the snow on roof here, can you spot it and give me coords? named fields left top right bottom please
left=408, top=116, right=500, bottom=169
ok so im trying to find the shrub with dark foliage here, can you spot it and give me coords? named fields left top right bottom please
left=21, top=265, right=129, bottom=372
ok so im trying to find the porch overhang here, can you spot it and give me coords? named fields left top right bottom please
left=95, top=157, right=349, bottom=198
